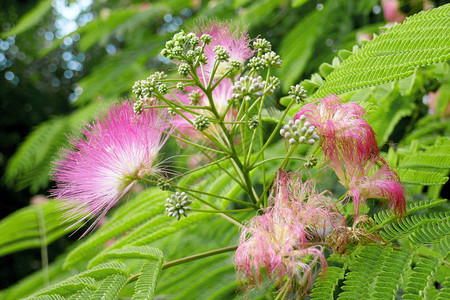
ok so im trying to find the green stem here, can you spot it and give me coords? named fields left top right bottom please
left=190, top=208, right=255, bottom=213
left=255, top=144, right=298, bottom=207
left=35, top=206, right=49, bottom=286
left=182, top=191, right=244, bottom=228
left=167, top=155, right=231, bottom=182
left=164, top=130, right=226, bottom=155
left=251, top=156, right=307, bottom=169
left=164, top=245, right=238, bottom=269
left=127, top=245, right=238, bottom=284
left=251, top=97, right=296, bottom=167
left=173, top=185, right=255, bottom=207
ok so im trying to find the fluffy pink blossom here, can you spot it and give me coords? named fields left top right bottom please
left=235, top=206, right=327, bottom=293
left=294, top=94, right=378, bottom=162
left=330, top=151, right=406, bottom=216
left=195, top=21, right=253, bottom=82
left=235, top=173, right=346, bottom=293
left=51, top=101, right=169, bottom=236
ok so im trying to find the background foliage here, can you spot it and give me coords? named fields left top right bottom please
left=0, top=0, right=449, bottom=299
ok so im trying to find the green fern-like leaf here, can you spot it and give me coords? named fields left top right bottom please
left=0, top=200, right=77, bottom=257
left=381, top=211, right=450, bottom=242
left=27, top=277, right=97, bottom=298
left=397, top=169, right=449, bottom=185
left=26, top=295, right=66, bottom=300
left=436, top=276, right=450, bottom=300
left=400, top=153, right=450, bottom=169
left=409, top=216, right=450, bottom=254
left=310, top=266, right=346, bottom=300
left=403, top=256, right=443, bottom=299
left=76, top=261, right=130, bottom=280
left=66, top=287, right=95, bottom=300
left=133, top=259, right=163, bottom=300
left=370, top=198, right=447, bottom=229
left=91, top=274, right=128, bottom=300
left=95, top=246, right=163, bottom=262
left=314, top=4, right=450, bottom=97
left=337, top=244, right=411, bottom=300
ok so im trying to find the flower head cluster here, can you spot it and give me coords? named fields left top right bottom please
left=51, top=102, right=170, bottom=236
left=295, top=95, right=405, bottom=216
left=235, top=172, right=345, bottom=294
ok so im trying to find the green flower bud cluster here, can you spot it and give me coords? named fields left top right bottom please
left=157, top=178, right=171, bottom=191
left=176, top=82, right=184, bottom=91
left=161, top=31, right=210, bottom=66
left=280, top=115, right=320, bottom=146
left=262, top=51, right=282, bottom=68
left=194, top=115, right=210, bottom=131
left=288, top=84, right=307, bottom=104
left=133, top=100, right=143, bottom=115
left=304, top=155, right=318, bottom=168
left=253, top=38, right=272, bottom=54
left=167, top=107, right=178, bottom=116
left=248, top=57, right=265, bottom=71
left=265, top=76, right=281, bottom=95
left=132, top=72, right=168, bottom=99
left=225, top=60, right=242, bottom=77
left=232, top=76, right=265, bottom=101
left=214, top=46, right=230, bottom=62
left=248, top=116, right=259, bottom=130
left=178, top=63, right=190, bottom=77
left=188, top=90, right=202, bottom=105
left=165, top=192, right=192, bottom=220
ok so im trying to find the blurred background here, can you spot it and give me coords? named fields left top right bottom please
left=0, top=0, right=447, bottom=290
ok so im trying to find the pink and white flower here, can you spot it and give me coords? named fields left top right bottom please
left=235, top=172, right=344, bottom=293
left=330, top=154, right=406, bottom=216
left=51, top=101, right=170, bottom=235
left=195, top=21, right=253, bottom=82
left=294, top=94, right=378, bottom=162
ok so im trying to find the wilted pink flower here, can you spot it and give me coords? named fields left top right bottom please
left=235, top=206, right=327, bottom=293
left=271, top=171, right=346, bottom=240
left=294, top=94, right=378, bottom=162
left=51, top=101, right=170, bottom=236
left=236, top=172, right=346, bottom=294
left=382, top=0, right=406, bottom=23
left=195, top=21, right=252, bottom=82
left=330, top=151, right=406, bottom=216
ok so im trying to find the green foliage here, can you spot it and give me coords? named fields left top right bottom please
left=403, top=256, right=443, bottom=300
left=2, top=1, right=450, bottom=299
left=134, top=259, right=163, bottom=300
left=91, top=274, right=128, bottom=300
left=1, top=0, right=52, bottom=38
left=314, top=4, right=450, bottom=97
left=337, top=245, right=411, bottom=299
left=310, top=266, right=346, bottom=299
left=0, top=200, right=76, bottom=257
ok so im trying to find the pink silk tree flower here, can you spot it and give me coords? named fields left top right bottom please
left=294, top=94, right=379, bottom=162
left=51, top=101, right=170, bottom=236
left=195, top=21, right=253, bottom=83
left=271, top=171, right=347, bottom=241
left=330, top=152, right=406, bottom=217
left=235, top=205, right=327, bottom=294
left=236, top=172, right=344, bottom=294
